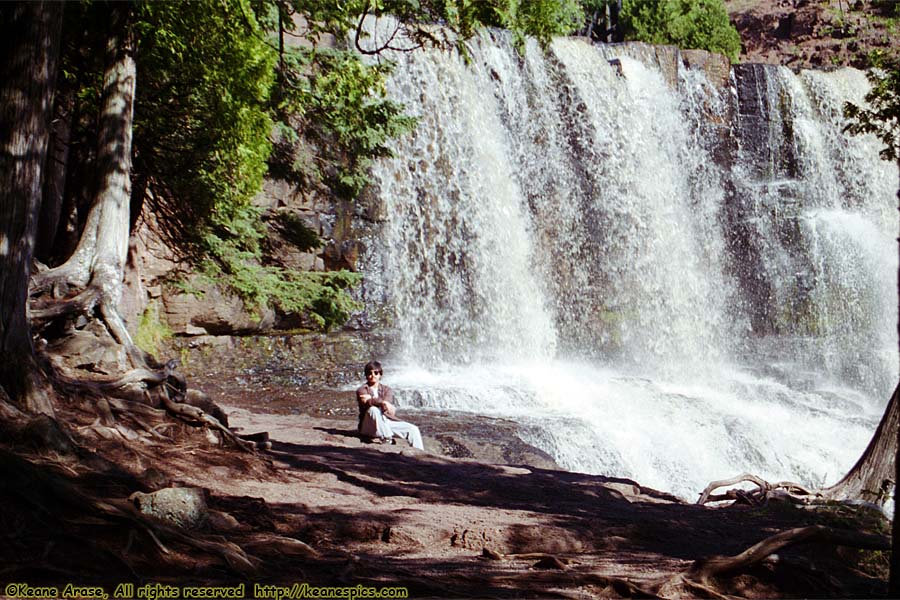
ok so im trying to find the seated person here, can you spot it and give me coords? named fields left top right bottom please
left=356, top=361, right=424, bottom=450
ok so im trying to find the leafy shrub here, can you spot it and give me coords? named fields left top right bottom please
left=272, top=47, right=417, bottom=200
left=844, top=53, right=900, bottom=161
left=510, top=0, right=586, bottom=46
left=619, top=0, right=742, bottom=62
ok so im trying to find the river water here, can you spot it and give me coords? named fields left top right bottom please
left=357, top=30, right=898, bottom=501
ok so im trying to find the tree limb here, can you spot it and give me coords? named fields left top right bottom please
left=688, top=525, right=890, bottom=585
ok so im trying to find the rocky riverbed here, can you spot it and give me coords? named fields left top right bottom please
left=178, top=333, right=560, bottom=471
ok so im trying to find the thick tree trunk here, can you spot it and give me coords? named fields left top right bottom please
left=57, top=4, right=134, bottom=288
left=822, top=382, right=898, bottom=504
left=0, top=1, right=63, bottom=414
left=33, top=3, right=138, bottom=351
left=890, top=169, right=900, bottom=598
left=36, top=82, right=75, bottom=264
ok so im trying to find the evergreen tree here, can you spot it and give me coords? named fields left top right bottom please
left=0, top=1, right=63, bottom=413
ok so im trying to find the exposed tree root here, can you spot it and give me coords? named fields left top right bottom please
left=649, top=524, right=891, bottom=599
left=0, top=446, right=264, bottom=577
left=480, top=547, right=661, bottom=598
left=31, top=276, right=162, bottom=373
left=29, top=284, right=99, bottom=324
left=48, top=356, right=261, bottom=452
left=689, top=525, right=889, bottom=585
left=698, top=472, right=890, bottom=515
left=697, top=473, right=819, bottom=506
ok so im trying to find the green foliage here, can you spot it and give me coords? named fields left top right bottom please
left=128, top=0, right=368, bottom=330
left=509, top=0, right=585, bottom=47
left=134, top=301, right=173, bottom=358
left=133, top=0, right=275, bottom=252
left=619, top=0, right=741, bottom=62
left=273, top=47, right=417, bottom=199
left=201, top=231, right=362, bottom=330
left=844, top=54, right=900, bottom=162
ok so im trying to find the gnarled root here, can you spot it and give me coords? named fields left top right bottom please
left=55, top=359, right=259, bottom=452
left=697, top=472, right=887, bottom=515
left=652, top=525, right=891, bottom=598
left=687, top=525, right=890, bottom=586
left=698, top=473, right=817, bottom=507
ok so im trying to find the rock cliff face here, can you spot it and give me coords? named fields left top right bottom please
left=125, top=1, right=897, bottom=362
left=726, top=0, right=898, bottom=69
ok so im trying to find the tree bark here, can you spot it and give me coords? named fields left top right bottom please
left=36, top=81, right=75, bottom=264
left=33, top=3, right=138, bottom=351
left=822, top=382, right=898, bottom=504
left=889, top=166, right=900, bottom=598
left=0, top=1, right=63, bottom=414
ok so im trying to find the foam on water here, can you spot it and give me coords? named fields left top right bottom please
left=357, top=26, right=898, bottom=500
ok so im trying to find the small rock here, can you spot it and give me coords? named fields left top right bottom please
left=533, top=556, right=567, bottom=570
left=207, top=509, right=241, bottom=532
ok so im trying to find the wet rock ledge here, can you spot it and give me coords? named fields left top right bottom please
left=172, top=333, right=559, bottom=470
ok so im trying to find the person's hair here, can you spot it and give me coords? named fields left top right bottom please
left=364, top=361, right=383, bottom=376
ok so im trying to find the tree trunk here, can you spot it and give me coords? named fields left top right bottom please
left=0, top=1, right=63, bottom=414
left=36, top=81, right=75, bottom=264
left=33, top=3, right=138, bottom=351
left=822, top=382, right=898, bottom=504
left=889, top=167, right=900, bottom=597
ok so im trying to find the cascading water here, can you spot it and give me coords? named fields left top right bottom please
left=358, top=28, right=898, bottom=500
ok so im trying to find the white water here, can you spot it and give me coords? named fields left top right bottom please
left=360, top=31, right=898, bottom=501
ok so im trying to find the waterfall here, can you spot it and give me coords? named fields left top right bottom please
left=359, top=30, right=898, bottom=500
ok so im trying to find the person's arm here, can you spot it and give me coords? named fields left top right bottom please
left=358, top=386, right=388, bottom=410
left=380, top=386, right=397, bottom=418
left=357, top=387, right=375, bottom=408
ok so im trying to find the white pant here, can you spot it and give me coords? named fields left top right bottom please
left=359, top=406, right=424, bottom=450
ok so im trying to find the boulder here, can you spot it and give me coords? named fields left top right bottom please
left=130, top=487, right=208, bottom=529
left=163, top=282, right=275, bottom=336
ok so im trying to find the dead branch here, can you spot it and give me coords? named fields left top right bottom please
left=353, top=2, right=424, bottom=56
left=156, top=382, right=255, bottom=453
left=688, top=525, right=890, bottom=585
left=697, top=473, right=772, bottom=504
left=697, top=472, right=825, bottom=508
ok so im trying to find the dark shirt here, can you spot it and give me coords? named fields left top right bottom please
left=356, top=383, right=395, bottom=430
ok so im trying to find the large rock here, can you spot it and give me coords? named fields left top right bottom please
left=130, top=487, right=208, bottom=529
left=164, top=281, right=275, bottom=336
left=47, top=321, right=127, bottom=375
left=681, top=49, right=732, bottom=89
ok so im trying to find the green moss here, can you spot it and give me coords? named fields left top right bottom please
left=134, top=301, right=174, bottom=359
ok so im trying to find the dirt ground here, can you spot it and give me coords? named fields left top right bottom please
left=167, top=392, right=889, bottom=599
left=0, top=379, right=890, bottom=600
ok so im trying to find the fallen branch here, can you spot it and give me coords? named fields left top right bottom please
left=697, top=472, right=832, bottom=508
left=688, top=524, right=890, bottom=585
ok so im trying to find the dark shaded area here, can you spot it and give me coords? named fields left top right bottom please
left=0, top=385, right=889, bottom=600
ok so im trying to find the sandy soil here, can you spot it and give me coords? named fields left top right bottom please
left=2, top=379, right=887, bottom=599
left=152, top=397, right=886, bottom=599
